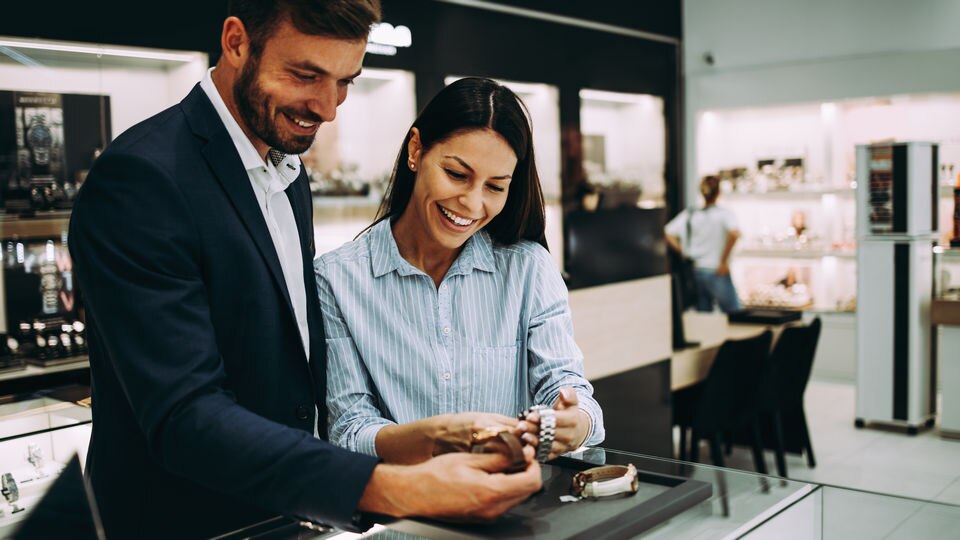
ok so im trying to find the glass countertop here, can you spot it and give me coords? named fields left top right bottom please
left=0, top=396, right=92, bottom=443
left=222, top=446, right=960, bottom=539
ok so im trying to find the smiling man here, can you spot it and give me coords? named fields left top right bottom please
left=69, top=2, right=541, bottom=538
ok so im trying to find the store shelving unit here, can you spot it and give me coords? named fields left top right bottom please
left=697, top=94, right=960, bottom=314
left=0, top=36, right=208, bottom=392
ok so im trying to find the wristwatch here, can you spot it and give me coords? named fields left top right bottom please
left=26, top=115, right=52, bottom=170
left=519, top=405, right=556, bottom=462
left=571, top=464, right=639, bottom=498
left=470, top=427, right=527, bottom=473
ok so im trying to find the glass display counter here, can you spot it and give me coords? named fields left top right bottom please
left=215, top=446, right=960, bottom=539
left=0, top=390, right=91, bottom=536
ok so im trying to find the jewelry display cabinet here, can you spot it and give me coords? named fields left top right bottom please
left=0, top=36, right=207, bottom=394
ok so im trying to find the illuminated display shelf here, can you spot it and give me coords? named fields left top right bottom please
left=698, top=93, right=960, bottom=314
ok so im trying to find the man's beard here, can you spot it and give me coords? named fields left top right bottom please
left=234, top=55, right=319, bottom=155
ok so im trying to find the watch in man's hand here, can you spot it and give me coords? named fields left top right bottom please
left=470, top=427, right=527, bottom=473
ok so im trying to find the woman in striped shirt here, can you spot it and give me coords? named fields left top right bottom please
left=316, top=77, right=604, bottom=465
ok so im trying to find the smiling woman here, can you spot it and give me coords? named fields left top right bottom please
left=316, top=77, right=605, bottom=466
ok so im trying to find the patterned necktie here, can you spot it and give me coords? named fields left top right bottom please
left=267, top=148, right=286, bottom=168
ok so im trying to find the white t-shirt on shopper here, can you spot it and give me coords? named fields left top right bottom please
left=665, top=205, right=739, bottom=270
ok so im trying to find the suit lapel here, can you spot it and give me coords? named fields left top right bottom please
left=181, top=85, right=296, bottom=321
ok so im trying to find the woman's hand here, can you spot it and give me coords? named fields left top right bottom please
left=376, top=412, right=518, bottom=464
left=516, top=388, right=591, bottom=460
left=431, top=412, right=520, bottom=456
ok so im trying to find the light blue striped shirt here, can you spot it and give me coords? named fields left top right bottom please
left=315, top=218, right=605, bottom=457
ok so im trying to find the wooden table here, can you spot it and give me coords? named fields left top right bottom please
left=671, top=312, right=787, bottom=391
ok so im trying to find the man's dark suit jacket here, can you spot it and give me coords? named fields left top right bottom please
left=69, top=85, right=379, bottom=539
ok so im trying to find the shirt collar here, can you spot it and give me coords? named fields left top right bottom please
left=199, top=67, right=301, bottom=190
left=369, top=218, right=497, bottom=279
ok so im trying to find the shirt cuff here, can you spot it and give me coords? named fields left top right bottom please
left=355, top=422, right=390, bottom=457
left=574, top=391, right=605, bottom=447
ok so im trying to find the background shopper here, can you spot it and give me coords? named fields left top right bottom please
left=665, top=175, right=743, bottom=313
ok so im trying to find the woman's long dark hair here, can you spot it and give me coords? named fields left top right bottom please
left=372, top=77, right=547, bottom=249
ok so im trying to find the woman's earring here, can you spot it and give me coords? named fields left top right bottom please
left=408, top=159, right=416, bottom=171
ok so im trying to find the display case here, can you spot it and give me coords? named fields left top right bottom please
left=933, top=247, right=960, bottom=438
left=0, top=37, right=207, bottom=385
left=442, top=76, right=565, bottom=269
left=0, top=389, right=92, bottom=536
left=696, top=93, right=960, bottom=313
left=934, top=247, right=960, bottom=301
left=307, top=68, right=416, bottom=255
left=580, top=89, right=667, bottom=209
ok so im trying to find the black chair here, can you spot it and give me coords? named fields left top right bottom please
left=759, top=317, right=822, bottom=477
left=674, top=330, right=773, bottom=474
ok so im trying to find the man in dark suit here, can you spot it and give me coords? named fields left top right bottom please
left=69, top=1, right=540, bottom=537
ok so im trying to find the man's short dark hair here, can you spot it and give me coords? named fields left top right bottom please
left=229, top=0, right=382, bottom=55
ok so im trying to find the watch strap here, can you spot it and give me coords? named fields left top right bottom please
left=571, top=464, right=639, bottom=498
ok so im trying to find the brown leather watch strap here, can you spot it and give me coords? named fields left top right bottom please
left=470, top=429, right=527, bottom=473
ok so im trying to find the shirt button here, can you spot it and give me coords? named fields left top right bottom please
left=442, top=372, right=451, bottom=381
left=440, top=283, right=448, bottom=290
left=442, top=327, right=450, bottom=335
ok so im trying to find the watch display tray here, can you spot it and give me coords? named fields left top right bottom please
left=727, top=308, right=802, bottom=325
left=379, top=456, right=712, bottom=540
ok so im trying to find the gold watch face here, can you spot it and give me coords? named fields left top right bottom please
left=470, top=429, right=527, bottom=473
left=471, top=426, right=509, bottom=442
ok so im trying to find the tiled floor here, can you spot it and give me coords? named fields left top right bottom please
left=686, top=378, right=960, bottom=504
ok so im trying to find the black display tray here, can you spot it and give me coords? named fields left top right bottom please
left=727, top=308, right=802, bottom=325
left=379, top=456, right=712, bottom=539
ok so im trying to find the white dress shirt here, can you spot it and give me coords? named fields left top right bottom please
left=200, top=68, right=310, bottom=357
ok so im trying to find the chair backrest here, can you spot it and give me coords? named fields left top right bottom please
left=766, top=317, right=822, bottom=412
left=693, top=329, right=773, bottom=432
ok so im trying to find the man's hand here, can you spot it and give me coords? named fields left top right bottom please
left=516, top=388, right=591, bottom=460
left=358, top=446, right=542, bottom=521
left=716, top=261, right=730, bottom=276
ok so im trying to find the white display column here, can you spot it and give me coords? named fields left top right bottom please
left=855, top=142, right=938, bottom=433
